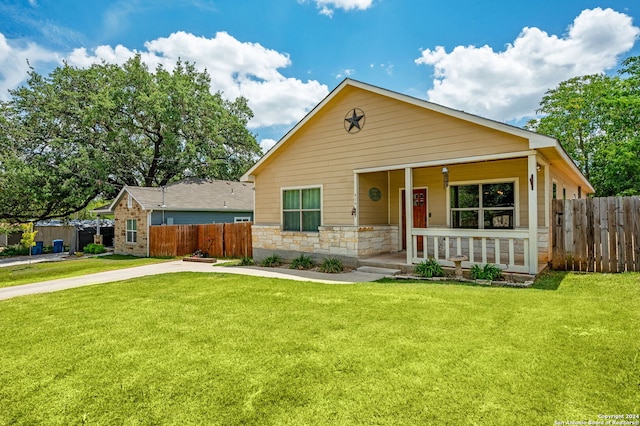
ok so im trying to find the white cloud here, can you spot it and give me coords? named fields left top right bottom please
left=415, top=8, right=640, bottom=122
left=57, top=31, right=329, bottom=129
left=259, top=138, right=278, bottom=152
left=335, top=68, right=355, bottom=79
left=0, top=33, right=61, bottom=100
left=304, top=0, right=374, bottom=17
left=316, top=0, right=373, bottom=10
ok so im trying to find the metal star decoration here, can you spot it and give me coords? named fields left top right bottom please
left=344, top=108, right=365, bottom=133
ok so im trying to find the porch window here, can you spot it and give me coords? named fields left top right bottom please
left=282, top=187, right=321, bottom=232
left=126, top=219, right=137, bottom=243
left=450, top=182, right=515, bottom=229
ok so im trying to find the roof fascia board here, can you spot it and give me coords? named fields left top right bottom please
left=354, top=150, right=537, bottom=174
left=552, top=145, right=595, bottom=192
left=123, top=188, right=149, bottom=210
left=104, top=187, right=151, bottom=211
left=154, top=208, right=253, bottom=212
left=241, top=79, right=352, bottom=181
left=103, top=187, right=127, bottom=213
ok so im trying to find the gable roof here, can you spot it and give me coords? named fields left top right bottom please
left=97, top=179, right=254, bottom=213
left=241, top=78, right=592, bottom=192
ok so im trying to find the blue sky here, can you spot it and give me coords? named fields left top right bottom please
left=1, top=0, right=639, bottom=151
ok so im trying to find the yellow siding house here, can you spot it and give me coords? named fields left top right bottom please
left=241, top=79, right=593, bottom=275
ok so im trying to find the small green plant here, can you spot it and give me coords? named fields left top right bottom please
left=260, top=254, right=282, bottom=267
left=414, top=258, right=444, bottom=278
left=83, top=243, right=106, bottom=254
left=290, top=253, right=314, bottom=270
left=471, top=263, right=503, bottom=281
left=239, top=256, right=254, bottom=266
left=320, top=257, right=343, bottom=273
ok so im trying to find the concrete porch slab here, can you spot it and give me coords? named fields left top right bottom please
left=356, top=266, right=401, bottom=276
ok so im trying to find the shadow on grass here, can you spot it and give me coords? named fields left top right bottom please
left=92, top=254, right=145, bottom=261
left=530, top=270, right=568, bottom=290
left=375, top=277, right=491, bottom=288
left=375, top=270, right=570, bottom=291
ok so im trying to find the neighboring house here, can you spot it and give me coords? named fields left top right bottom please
left=241, top=79, right=593, bottom=275
left=95, top=179, right=254, bottom=256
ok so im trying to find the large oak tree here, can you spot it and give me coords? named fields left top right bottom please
left=0, top=55, right=261, bottom=221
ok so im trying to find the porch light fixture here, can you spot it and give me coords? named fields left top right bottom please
left=442, top=167, right=449, bottom=188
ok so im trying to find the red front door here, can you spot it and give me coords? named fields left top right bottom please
left=402, top=188, right=427, bottom=251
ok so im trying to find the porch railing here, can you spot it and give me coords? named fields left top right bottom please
left=411, top=228, right=530, bottom=274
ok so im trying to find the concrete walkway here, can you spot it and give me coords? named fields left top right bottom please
left=0, top=252, right=70, bottom=268
left=0, top=260, right=388, bottom=301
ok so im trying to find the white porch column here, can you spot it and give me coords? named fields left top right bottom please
left=353, top=172, right=359, bottom=226
left=543, top=163, right=551, bottom=262
left=405, top=167, right=413, bottom=264
left=528, top=154, right=538, bottom=274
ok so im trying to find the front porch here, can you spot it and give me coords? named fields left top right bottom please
left=354, top=153, right=548, bottom=276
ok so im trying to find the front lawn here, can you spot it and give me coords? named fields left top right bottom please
left=0, top=254, right=173, bottom=288
left=0, top=271, right=638, bottom=424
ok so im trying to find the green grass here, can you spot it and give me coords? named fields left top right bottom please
left=0, top=271, right=638, bottom=425
left=0, top=255, right=173, bottom=288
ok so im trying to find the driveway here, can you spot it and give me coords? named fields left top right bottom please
left=0, top=260, right=389, bottom=301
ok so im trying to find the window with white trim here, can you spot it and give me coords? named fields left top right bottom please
left=282, top=187, right=321, bottom=232
left=450, top=182, right=515, bottom=229
left=126, top=219, right=137, bottom=243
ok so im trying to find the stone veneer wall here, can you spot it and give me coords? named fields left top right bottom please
left=252, top=225, right=399, bottom=266
left=114, top=196, right=148, bottom=257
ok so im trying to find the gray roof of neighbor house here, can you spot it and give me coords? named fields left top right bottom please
left=95, top=179, right=254, bottom=213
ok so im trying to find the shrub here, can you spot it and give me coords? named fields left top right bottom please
left=290, top=254, right=314, bottom=270
left=0, top=244, right=29, bottom=257
left=239, top=256, right=254, bottom=266
left=20, top=223, right=37, bottom=250
left=260, top=254, right=282, bottom=267
left=471, top=263, right=503, bottom=281
left=414, top=258, right=444, bottom=278
left=320, top=257, right=343, bottom=273
left=83, top=243, right=106, bottom=254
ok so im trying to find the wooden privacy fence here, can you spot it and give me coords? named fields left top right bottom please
left=149, top=222, right=252, bottom=258
left=552, top=197, right=640, bottom=272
